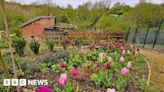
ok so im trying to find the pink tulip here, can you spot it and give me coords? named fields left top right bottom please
left=106, top=64, right=110, bottom=69
left=72, top=67, right=78, bottom=77
left=127, top=62, right=132, bottom=68
left=134, top=51, right=139, bottom=58
left=127, top=50, right=130, bottom=55
left=121, top=46, right=125, bottom=50
left=37, top=86, right=53, bottom=92
left=122, top=49, right=126, bottom=55
left=120, top=56, right=125, bottom=62
left=59, top=62, right=66, bottom=68
left=130, top=44, right=134, bottom=49
left=121, top=67, right=129, bottom=75
left=106, top=88, right=116, bottom=92
left=108, top=57, right=113, bottom=62
left=96, top=63, right=100, bottom=67
left=99, top=52, right=105, bottom=59
left=59, top=73, right=67, bottom=85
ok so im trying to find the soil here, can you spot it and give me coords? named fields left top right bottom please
left=141, top=49, right=164, bottom=92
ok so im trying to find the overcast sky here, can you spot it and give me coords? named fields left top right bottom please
left=6, top=0, right=164, bottom=8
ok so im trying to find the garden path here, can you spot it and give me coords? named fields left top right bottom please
left=141, top=49, right=164, bottom=92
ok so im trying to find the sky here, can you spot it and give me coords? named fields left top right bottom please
left=6, top=0, right=164, bottom=8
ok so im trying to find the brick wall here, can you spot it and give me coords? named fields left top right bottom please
left=21, top=18, right=54, bottom=40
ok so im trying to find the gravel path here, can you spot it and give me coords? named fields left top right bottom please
left=141, top=49, right=164, bottom=92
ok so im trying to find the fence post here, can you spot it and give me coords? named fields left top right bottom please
left=126, top=27, right=130, bottom=42
left=152, top=19, right=163, bottom=48
left=133, top=25, right=138, bottom=44
left=143, top=23, right=150, bottom=48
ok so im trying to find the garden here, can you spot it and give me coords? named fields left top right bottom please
left=0, top=0, right=164, bottom=92
left=0, top=36, right=153, bottom=92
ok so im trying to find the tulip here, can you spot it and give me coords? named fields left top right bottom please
left=72, top=67, right=78, bottom=77
left=106, top=64, right=110, bottom=69
left=96, top=63, right=100, bottom=67
left=130, top=44, right=135, bottom=49
left=120, top=56, right=125, bottom=62
left=59, top=62, right=66, bottom=68
left=127, top=62, right=132, bottom=68
left=121, top=46, right=125, bottom=50
left=106, top=88, right=116, bottom=92
left=122, top=49, right=126, bottom=55
left=59, top=73, right=67, bottom=85
left=121, top=67, right=129, bottom=75
left=127, top=50, right=130, bottom=55
left=99, top=52, right=105, bottom=59
left=37, top=86, right=53, bottom=92
left=108, top=57, right=113, bottom=62
left=134, top=51, right=139, bottom=58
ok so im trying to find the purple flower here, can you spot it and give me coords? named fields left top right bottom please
left=96, top=63, right=100, bottom=67
left=37, top=86, right=53, bottom=92
left=72, top=67, right=78, bottom=77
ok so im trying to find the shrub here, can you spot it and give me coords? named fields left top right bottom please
left=30, top=40, right=40, bottom=54
left=12, top=37, right=26, bottom=56
left=75, top=38, right=83, bottom=47
left=62, top=38, right=72, bottom=50
left=45, top=37, right=54, bottom=51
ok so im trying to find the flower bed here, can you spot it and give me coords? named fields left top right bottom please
left=21, top=43, right=149, bottom=92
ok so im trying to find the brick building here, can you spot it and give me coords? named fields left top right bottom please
left=19, top=16, right=56, bottom=40
left=19, top=16, right=77, bottom=41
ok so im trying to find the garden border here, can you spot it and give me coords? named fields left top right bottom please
left=144, top=57, right=151, bottom=86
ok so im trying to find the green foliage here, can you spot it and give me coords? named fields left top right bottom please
left=90, top=70, right=113, bottom=87
left=1, top=1, right=163, bottom=32
left=140, top=79, right=160, bottom=92
left=116, top=77, right=127, bottom=92
left=90, top=73, right=102, bottom=87
left=75, top=38, right=83, bottom=47
left=12, top=37, right=26, bottom=56
left=45, top=37, right=54, bottom=51
left=65, top=81, right=73, bottom=92
left=30, top=40, right=40, bottom=54
left=51, top=64, right=62, bottom=73
left=54, top=87, right=62, bottom=92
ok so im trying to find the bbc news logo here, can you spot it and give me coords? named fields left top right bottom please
left=3, top=79, right=48, bottom=86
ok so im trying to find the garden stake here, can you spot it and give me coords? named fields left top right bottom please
left=0, top=49, right=12, bottom=92
left=0, top=0, right=19, bottom=92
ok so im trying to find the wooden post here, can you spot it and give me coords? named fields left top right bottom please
left=0, top=0, right=19, bottom=92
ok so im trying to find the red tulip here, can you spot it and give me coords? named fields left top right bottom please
left=106, top=64, right=110, bottom=69
left=59, top=62, right=66, bottom=68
